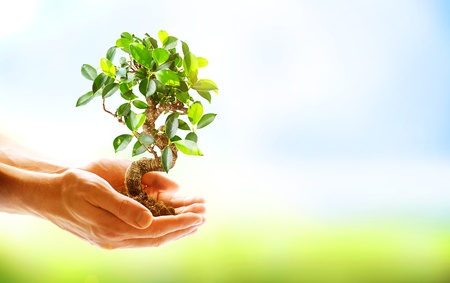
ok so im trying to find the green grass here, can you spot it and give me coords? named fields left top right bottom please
left=1, top=215, right=450, bottom=283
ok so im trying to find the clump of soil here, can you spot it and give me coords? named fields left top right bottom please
left=121, top=190, right=176, bottom=216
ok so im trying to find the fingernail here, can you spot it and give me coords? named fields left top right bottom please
left=136, top=210, right=152, bottom=228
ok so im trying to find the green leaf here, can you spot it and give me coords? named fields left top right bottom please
left=171, top=135, right=182, bottom=142
left=120, top=90, right=138, bottom=101
left=102, top=83, right=119, bottom=98
left=125, top=111, right=146, bottom=131
left=165, top=112, right=179, bottom=139
left=143, top=36, right=151, bottom=48
left=113, top=134, right=133, bottom=152
left=92, top=73, right=108, bottom=93
left=116, top=38, right=133, bottom=52
left=152, top=48, right=169, bottom=65
left=132, top=100, right=148, bottom=109
left=154, top=79, right=165, bottom=93
left=158, top=30, right=168, bottom=43
left=156, top=69, right=180, bottom=86
left=181, top=41, right=189, bottom=56
left=129, top=43, right=153, bottom=69
left=186, top=132, right=198, bottom=142
left=106, top=47, right=116, bottom=61
left=172, top=140, right=203, bottom=156
left=183, top=52, right=198, bottom=83
left=76, top=91, right=95, bottom=107
left=138, top=133, right=155, bottom=146
left=139, top=78, right=156, bottom=97
left=197, top=113, right=216, bottom=129
left=135, top=113, right=146, bottom=130
left=132, top=141, right=147, bottom=157
left=197, top=91, right=212, bottom=103
left=197, top=57, right=208, bottom=68
left=117, top=103, right=131, bottom=117
left=175, top=55, right=183, bottom=68
left=178, top=119, right=190, bottom=131
left=176, top=91, right=190, bottom=104
left=105, top=76, right=114, bottom=86
left=116, top=68, right=127, bottom=79
left=191, top=79, right=218, bottom=94
left=163, top=36, right=178, bottom=50
left=156, top=61, right=172, bottom=71
left=121, top=32, right=132, bottom=39
left=100, top=58, right=116, bottom=78
left=81, top=64, right=97, bottom=81
left=156, top=61, right=173, bottom=71
left=149, top=37, right=158, bottom=49
left=119, top=83, right=131, bottom=94
left=188, top=101, right=203, bottom=125
left=179, top=81, right=189, bottom=92
left=162, top=146, right=172, bottom=173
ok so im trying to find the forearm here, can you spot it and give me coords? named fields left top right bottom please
left=0, top=162, right=59, bottom=217
left=0, top=134, right=68, bottom=173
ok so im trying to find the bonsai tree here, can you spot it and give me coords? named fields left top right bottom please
left=76, top=30, right=218, bottom=216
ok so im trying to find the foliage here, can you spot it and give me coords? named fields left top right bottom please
left=77, top=30, right=218, bottom=172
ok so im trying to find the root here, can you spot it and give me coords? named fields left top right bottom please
left=122, top=191, right=175, bottom=216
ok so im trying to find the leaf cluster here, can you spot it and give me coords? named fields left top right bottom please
left=77, top=30, right=219, bottom=172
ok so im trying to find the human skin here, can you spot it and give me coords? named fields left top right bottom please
left=0, top=135, right=206, bottom=249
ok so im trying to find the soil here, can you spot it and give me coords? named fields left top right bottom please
left=121, top=191, right=176, bottom=216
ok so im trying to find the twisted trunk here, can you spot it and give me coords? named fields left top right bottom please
left=121, top=97, right=181, bottom=216
left=122, top=157, right=176, bottom=216
left=125, top=157, right=164, bottom=196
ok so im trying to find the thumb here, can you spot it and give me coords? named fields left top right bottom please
left=73, top=169, right=154, bottom=229
left=118, top=198, right=153, bottom=229
left=97, top=189, right=153, bottom=229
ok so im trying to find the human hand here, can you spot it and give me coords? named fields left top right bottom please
left=82, top=158, right=206, bottom=215
left=45, top=166, right=205, bottom=249
left=82, top=158, right=131, bottom=193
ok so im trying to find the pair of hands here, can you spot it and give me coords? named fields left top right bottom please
left=50, top=158, right=205, bottom=249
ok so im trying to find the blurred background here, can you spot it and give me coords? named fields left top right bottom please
left=1, top=0, right=450, bottom=282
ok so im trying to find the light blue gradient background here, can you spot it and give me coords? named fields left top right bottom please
left=1, top=1, right=450, bottom=282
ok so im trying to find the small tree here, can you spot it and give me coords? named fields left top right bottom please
left=76, top=30, right=219, bottom=216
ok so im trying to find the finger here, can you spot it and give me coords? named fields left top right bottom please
left=112, top=226, right=200, bottom=249
left=137, top=212, right=202, bottom=238
left=84, top=209, right=205, bottom=243
left=175, top=203, right=206, bottom=215
left=141, top=172, right=179, bottom=193
left=85, top=180, right=153, bottom=229
left=165, top=195, right=206, bottom=208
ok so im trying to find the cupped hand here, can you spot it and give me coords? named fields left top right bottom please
left=46, top=161, right=206, bottom=249
left=82, top=158, right=206, bottom=215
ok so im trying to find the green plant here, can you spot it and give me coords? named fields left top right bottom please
left=76, top=30, right=218, bottom=216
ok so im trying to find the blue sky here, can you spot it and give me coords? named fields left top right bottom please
left=1, top=0, right=450, bottom=220
left=1, top=0, right=449, bottom=160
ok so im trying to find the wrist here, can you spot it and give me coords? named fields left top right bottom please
left=0, top=141, right=70, bottom=174
left=0, top=163, right=60, bottom=218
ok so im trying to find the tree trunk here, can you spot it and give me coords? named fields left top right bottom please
left=123, top=157, right=176, bottom=216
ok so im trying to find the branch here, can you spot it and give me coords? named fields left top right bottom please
left=103, top=99, right=125, bottom=125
